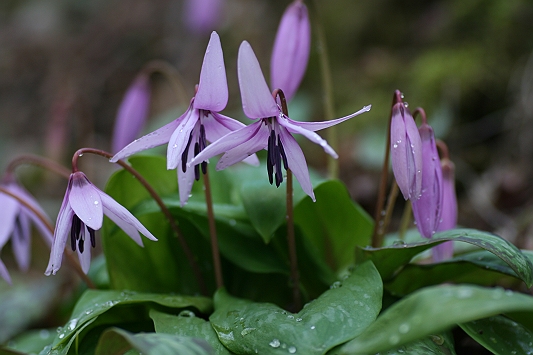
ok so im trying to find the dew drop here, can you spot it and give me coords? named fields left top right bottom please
left=287, top=315, right=294, bottom=320
left=241, top=328, right=256, bottom=336
left=398, top=323, right=410, bottom=334
left=288, top=346, right=297, bottom=353
left=404, top=102, right=409, bottom=107
left=78, top=153, right=83, bottom=157
left=178, top=310, right=195, bottom=318
left=67, top=319, right=78, bottom=331
left=295, top=318, right=302, bottom=322
left=94, top=201, right=99, bottom=205
left=40, top=329, right=50, bottom=339
left=393, top=143, right=398, bottom=148
left=58, top=333, right=65, bottom=339
left=310, top=325, right=316, bottom=330
left=269, top=339, right=281, bottom=348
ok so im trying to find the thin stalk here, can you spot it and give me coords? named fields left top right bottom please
left=6, top=154, right=71, bottom=179
left=380, top=181, right=399, bottom=238
left=203, top=169, right=223, bottom=289
left=0, top=186, right=95, bottom=288
left=311, top=0, right=337, bottom=178
left=274, top=88, right=301, bottom=310
left=398, top=199, right=412, bottom=240
left=73, top=148, right=207, bottom=295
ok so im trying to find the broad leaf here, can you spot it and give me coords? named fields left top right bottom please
left=210, top=261, right=382, bottom=355
left=95, top=328, right=214, bottom=355
left=341, top=285, right=533, bottom=354
left=460, top=315, right=533, bottom=354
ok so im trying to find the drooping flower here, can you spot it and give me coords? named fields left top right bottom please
left=111, top=31, right=258, bottom=206
left=433, top=154, right=457, bottom=261
left=111, top=73, right=151, bottom=153
left=0, top=258, right=11, bottom=284
left=45, top=171, right=157, bottom=275
left=188, top=41, right=371, bottom=201
left=270, top=0, right=311, bottom=101
left=0, top=178, right=53, bottom=272
left=390, top=99, right=423, bottom=200
left=411, top=121, right=443, bottom=239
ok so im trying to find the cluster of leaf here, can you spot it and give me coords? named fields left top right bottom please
left=3, top=155, right=533, bottom=355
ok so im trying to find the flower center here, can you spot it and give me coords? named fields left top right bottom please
left=181, top=120, right=208, bottom=181
left=70, top=215, right=96, bottom=253
left=267, top=128, right=288, bottom=187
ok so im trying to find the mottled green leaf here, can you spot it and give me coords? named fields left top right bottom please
left=460, top=315, right=533, bottom=354
left=379, top=332, right=456, bottom=355
left=210, top=261, right=382, bottom=355
left=341, top=285, right=533, bottom=354
left=95, top=328, right=214, bottom=355
left=356, top=228, right=533, bottom=287
left=150, top=309, right=233, bottom=355
left=294, top=180, right=373, bottom=271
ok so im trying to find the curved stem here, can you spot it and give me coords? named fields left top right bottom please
left=203, top=169, right=223, bottom=289
left=73, top=148, right=208, bottom=295
left=5, top=154, right=71, bottom=180
left=0, top=186, right=95, bottom=289
left=412, top=107, right=427, bottom=125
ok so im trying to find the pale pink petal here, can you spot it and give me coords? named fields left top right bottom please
left=189, top=120, right=264, bottom=168
left=278, top=127, right=315, bottom=201
left=0, top=191, right=19, bottom=248
left=12, top=212, right=31, bottom=272
left=167, top=109, right=199, bottom=170
left=45, top=195, right=74, bottom=276
left=238, top=41, right=279, bottom=119
left=0, top=258, right=11, bottom=284
left=112, top=73, right=151, bottom=153
left=271, top=1, right=311, bottom=101
left=217, top=123, right=269, bottom=169
left=76, top=227, right=92, bottom=274
left=68, top=172, right=103, bottom=230
left=194, top=32, right=228, bottom=112
left=278, top=114, right=338, bottom=158
left=405, top=113, right=423, bottom=200
left=289, top=105, right=372, bottom=132
left=100, top=191, right=157, bottom=242
left=178, top=139, right=198, bottom=207
left=110, top=104, right=191, bottom=163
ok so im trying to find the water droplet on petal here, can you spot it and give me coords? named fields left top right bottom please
left=94, top=201, right=99, bottom=205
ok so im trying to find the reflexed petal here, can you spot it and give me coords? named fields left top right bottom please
left=278, top=114, right=338, bottom=158
left=77, top=227, right=92, bottom=274
left=0, top=190, right=19, bottom=248
left=100, top=191, right=157, bottom=242
left=289, top=105, right=372, bottom=132
left=178, top=141, right=197, bottom=207
left=112, top=73, right=151, bottom=153
left=217, top=123, right=269, bottom=169
left=167, top=109, right=198, bottom=170
left=69, top=172, right=103, bottom=230
left=271, top=1, right=311, bottom=101
left=390, top=103, right=422, bottom=200
left=110, top=105, right=190, bottom=163
left=0, top=258, right=11, bottom=284
left=45, top=201, right=75, bottom=276
left=238, top=41, right=279, bottom=119
left=411, top=124, right=443, bottom=239
left=12, top=212, right=30, bottom=272
left=189, top=120, right=264, bottom=168
left=194, top=32, right=228, bottom=112
left=278, top=127, right=315, bottom=201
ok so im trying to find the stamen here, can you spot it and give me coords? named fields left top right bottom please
left=199, top=124, right=207, bottom=151
left=278, top=135, right=288, bottom=170
left=89, top=228, right=96, bottom=248
left=182, top=134, right=193, bottom=173
left=70, top=215, right=82, bottom=251
left=78, top=234, right=84, bottom=253
left=274, top=141, right=283, bottom=187
left=194, top=143, right=200, bottom=181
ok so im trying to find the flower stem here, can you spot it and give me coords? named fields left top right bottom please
left=73, top=148, right=208, bottom=295
left=0, top=186, right=95, bottom=289
left=312, top=0, right=338, bottom=179
left=274, top=88, right=301, bottom=310
left=142, top=60, right=189, bottom=107
left=202, top=169, right=223, bottom=289
left=372, top=90, right=403, bottom=247
left=398, top=199, right=412, bottom=240
left=5, top=154, right=71, bottom=179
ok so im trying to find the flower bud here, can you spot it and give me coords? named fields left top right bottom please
left=270, top=1, right=311, bottom=101
left=433, top=157, right=457, bottom=261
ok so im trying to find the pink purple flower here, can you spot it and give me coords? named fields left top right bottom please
left=189, top=41, right=370, bottom=201
left=433, top=156, right=457, bottom=261
left=45, top=171, right=157, bottom=275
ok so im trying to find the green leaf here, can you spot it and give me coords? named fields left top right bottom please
left=2, top=329, right=56, bottom=354
left=46, top=289, right=212, bottom=355
left=240, top=180, right=286, bottom=243
left=386, top=249, right=529, bottom=296
left=95, top=328, right=214, bottom=355
left=294, top=180, right=374, bottom=271
left=150, top=309, right=233, bottom=355
left=355, top=228, right=533, bottom=287
left=209, top=261, right=382, bottom=355
left=378, top=332, right=456, bottom=355
left=341, top=285, right=533, bottom=354
left=460, top=315, right=533, bottom=355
